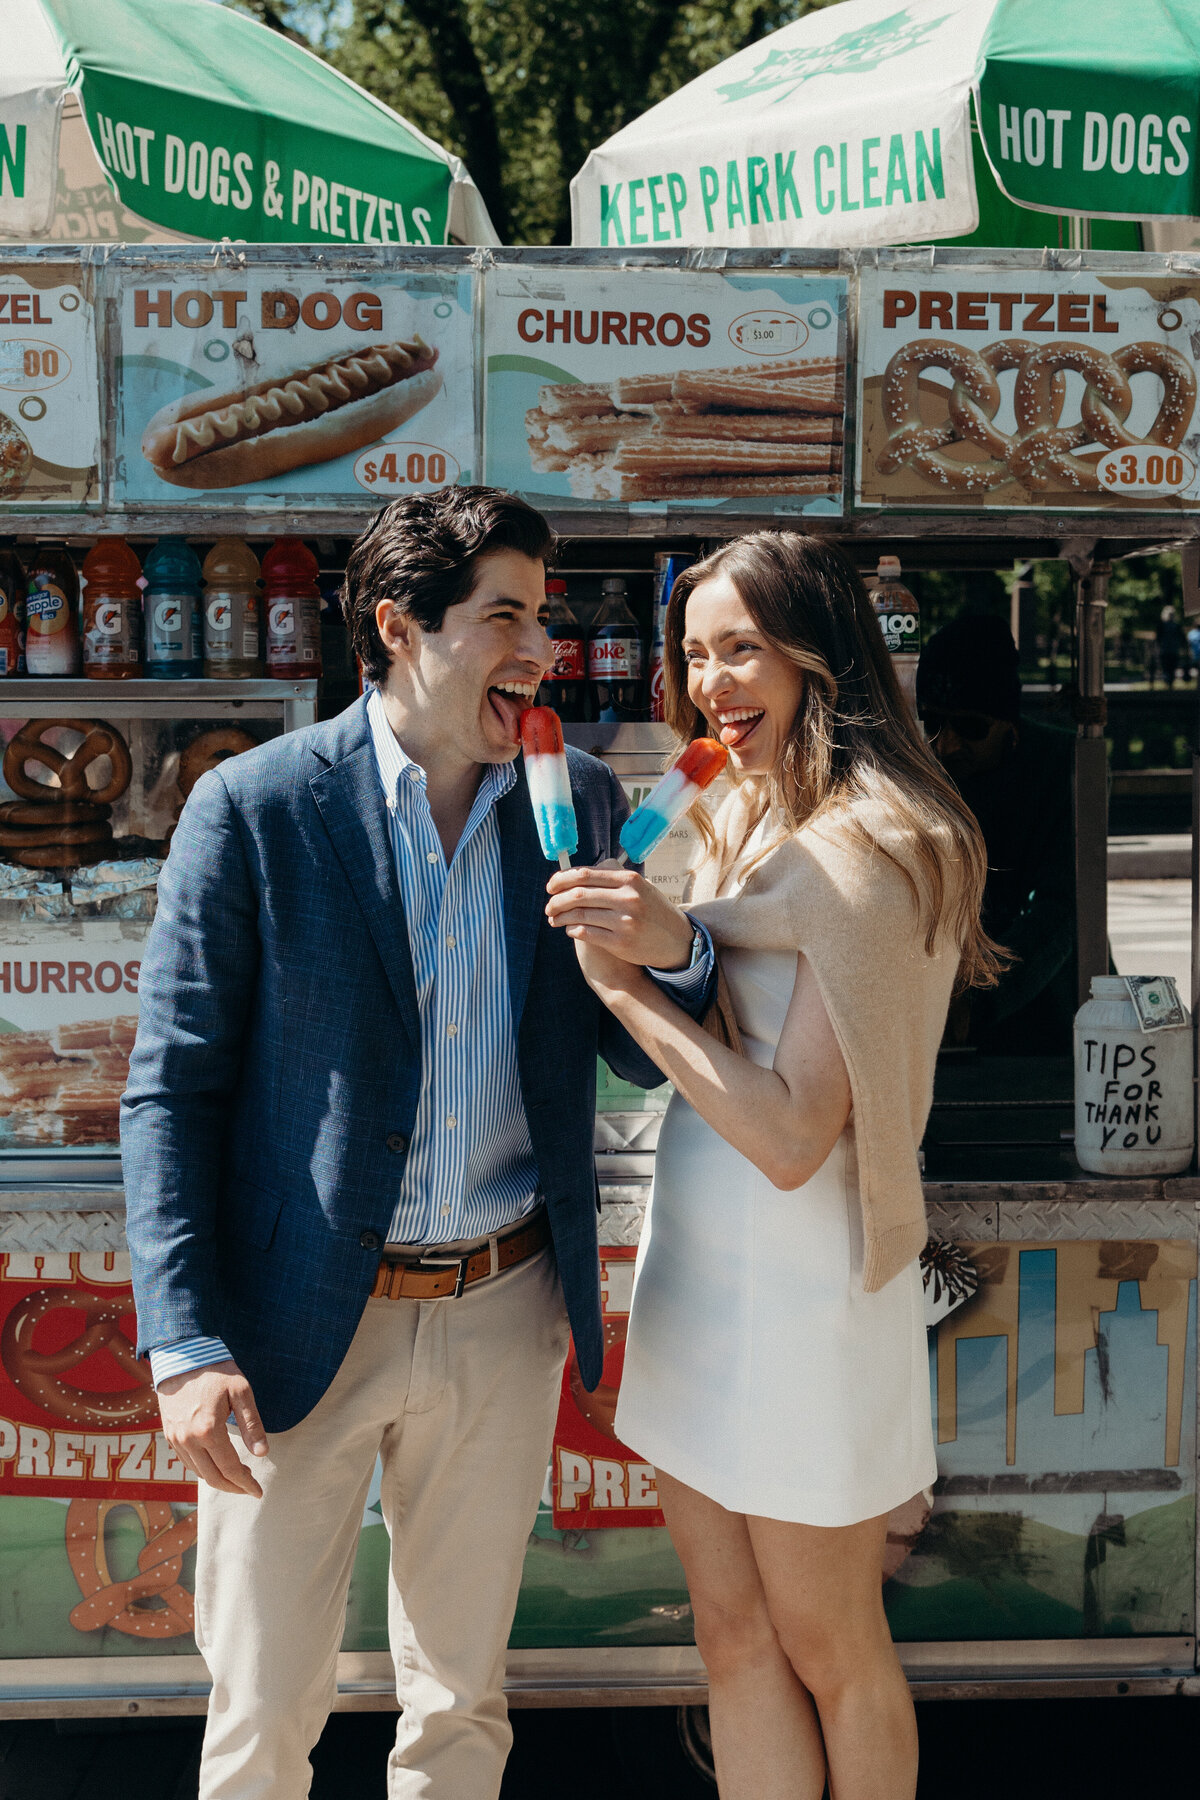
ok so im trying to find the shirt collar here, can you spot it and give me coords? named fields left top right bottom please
left=366, top=686, right=517, bottom=810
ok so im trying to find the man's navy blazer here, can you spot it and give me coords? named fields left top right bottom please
left=121, top=696, right=706, bottom=1433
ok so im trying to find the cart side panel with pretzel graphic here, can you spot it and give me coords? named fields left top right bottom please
left=855, top=266, right=1200, bottom=511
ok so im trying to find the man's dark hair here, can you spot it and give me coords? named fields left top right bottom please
left=343, top=486, right=556, bottom=684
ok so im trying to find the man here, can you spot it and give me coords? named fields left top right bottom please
left=121, top=487, right=714, bottom=1798
left=916, top=611, right=1076, bottom=1056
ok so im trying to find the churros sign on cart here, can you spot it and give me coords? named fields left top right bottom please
left=485, top=266, right=846, bottom=514
left=856, top=266, right=1200, bottom=511
left=111, top=263, right=475, bottom=506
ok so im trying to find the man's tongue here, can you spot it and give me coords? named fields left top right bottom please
left=489, top=688, right=528, bottom=741
left=720, top=712, right=762, bottom=748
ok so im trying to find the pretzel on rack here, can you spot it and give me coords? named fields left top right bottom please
left=3, top=719, right=132, bottom=805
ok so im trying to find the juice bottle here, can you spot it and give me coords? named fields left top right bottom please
left=263, top=537, right=322, bottom=679
left=0, top=541, right=25, bottom=677
left=82, top=536, right=143, bottom=680
left=143, top=537, right=203, bottom=679
left=25, top=541, right=81, bottom=676
left=866, top=554, right=921, bottom=710
left=649, top=552, right=693, bottom=722
left=203, top=538, right=263, bottom=679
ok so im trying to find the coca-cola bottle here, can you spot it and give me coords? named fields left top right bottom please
left=588, top=577, right=644, bottom=723
left=539, top=578, right=588, bottom=721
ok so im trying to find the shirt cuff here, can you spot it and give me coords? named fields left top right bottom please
left=648, top=918, right=715, bottom=999
left=149, top=1335, right=234, bottom=1389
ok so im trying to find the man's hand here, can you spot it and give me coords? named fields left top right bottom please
left=545, top=865, right=694, bottom=969
left=157, top=1359, right=269, bottom=1498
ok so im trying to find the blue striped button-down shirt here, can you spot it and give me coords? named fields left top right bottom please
left=150, top=688, right=710, bottom=1386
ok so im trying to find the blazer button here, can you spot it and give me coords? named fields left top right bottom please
left=360, top=1230, right=381, bottom=1251
left=386, top=1132, right=408, bottom=1154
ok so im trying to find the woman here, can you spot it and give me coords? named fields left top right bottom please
left=545, top=534, right=1001, bottom=1800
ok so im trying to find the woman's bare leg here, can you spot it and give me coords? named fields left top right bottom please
left=748, top=1511, right=917, bottom=1800
left=656, top=1470, right=827, bottom=1800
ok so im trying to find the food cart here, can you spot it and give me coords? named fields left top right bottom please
left=0, top=244, right=1198, bottom=1758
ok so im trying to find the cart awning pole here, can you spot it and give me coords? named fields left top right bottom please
left=1074, top=559, right=1110, bottom=1005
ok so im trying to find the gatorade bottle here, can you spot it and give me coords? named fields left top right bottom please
left=867, top=554, right=920, bottom=710
left=0, top=541, right=25, bottom=677
left=143, top=537, right=203, bottom=680
left=82, top=536, right=143, bottom=680
left=649, top=552, right=694, bottom=722
left=263, top=537, right=322, bottom=679
left=203, top=538, right=263, bottom=679
left=25, top=541, right=81, bottom=676
left=589, top=577, right=644, bottom=723
left=539, top=578, right=588, bottom=721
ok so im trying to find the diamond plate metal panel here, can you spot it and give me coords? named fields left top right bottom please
left=996, top=1200, right=1197, bottom=1241
left=0, top=1210, right=127, bottom=1252
left=925, top=1201, right=1000, bottom=1242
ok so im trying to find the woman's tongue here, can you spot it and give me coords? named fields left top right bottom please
left=720, top=711, right=762, bottom=748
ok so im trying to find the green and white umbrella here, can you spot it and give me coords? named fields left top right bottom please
left=571, top=0, right=1199, bottom=249
left=1, top=0, right=497, bottom=245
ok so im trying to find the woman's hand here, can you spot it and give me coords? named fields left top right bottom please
left=545, top=865, right=694, bottom=969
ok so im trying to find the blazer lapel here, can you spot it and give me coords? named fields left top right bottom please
left=497, top=770, right=549, bottom=1028
left=309, top=739, right=421, bottom=1051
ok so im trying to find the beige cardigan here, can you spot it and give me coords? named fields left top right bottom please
left=686, top=787, right=962, bottom=1293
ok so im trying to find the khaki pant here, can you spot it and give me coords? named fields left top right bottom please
left=194, top=1246, right=569, bottom=1800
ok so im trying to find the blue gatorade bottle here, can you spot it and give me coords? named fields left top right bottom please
left=143, top=537, right=203, bottom=679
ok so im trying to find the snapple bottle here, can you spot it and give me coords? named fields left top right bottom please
left=539, top=578, right=587, bottom=721
left=82, top=536, right=143, bottom=680
left=25, top=540, right=81, bottom=676
left=203, top=538, right=263, bottom=679
left=589, top=577, right=643, bottom=722
left=143, top=537, right=203, bottom=679
left=263, top=537, right=322, bottom=679
left=0, top=541, right=25, bottom=676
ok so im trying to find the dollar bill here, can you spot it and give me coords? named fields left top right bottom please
left=1125, top=975, right=1188, bottom=1032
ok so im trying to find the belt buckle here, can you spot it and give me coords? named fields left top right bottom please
left=418, top=1250, right=470, bottom=1298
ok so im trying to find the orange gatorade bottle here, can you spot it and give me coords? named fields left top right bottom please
left=263, top=537, right=323, bottom=679
left=202, top=538, right=263, bottom=679
left=25, top=540, right=81, bottom=676
left=82, top=536, right=144, bottom=680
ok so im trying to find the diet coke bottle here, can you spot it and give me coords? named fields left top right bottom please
left=589, top=577, right=644, bottom=723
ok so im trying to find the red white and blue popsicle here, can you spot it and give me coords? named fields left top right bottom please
left=520, top=705, right=579, bottom=869
left=618, top=737, right=728, bottom=866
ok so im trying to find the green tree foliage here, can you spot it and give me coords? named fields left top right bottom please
left=232, top=0, right=839, bottom=243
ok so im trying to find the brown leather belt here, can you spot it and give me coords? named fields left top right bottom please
left=370, top=1209, right=551, bottom=1302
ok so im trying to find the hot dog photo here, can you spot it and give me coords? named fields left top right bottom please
left=114, top=267, right=475, bottom=504
left=485, top=265, right=847, bottom=514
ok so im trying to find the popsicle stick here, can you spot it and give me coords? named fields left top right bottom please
left=558, top=851, right=572, bottom=871
left=614, top=850, right=630, bottom=867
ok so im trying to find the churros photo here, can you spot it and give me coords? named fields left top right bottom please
left=487, top=268, right=847, bottom=513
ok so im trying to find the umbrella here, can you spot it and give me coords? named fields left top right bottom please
left=570, top=0, right=1191, bottom=249
left=1, top=0, right=498, bottom=246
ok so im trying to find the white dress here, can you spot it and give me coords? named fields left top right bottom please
left=615, top=839, right=937, bottom=1527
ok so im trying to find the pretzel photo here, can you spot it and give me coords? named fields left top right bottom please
left=142, top=336, right=441, bottom=490
left=67, top=1501, right=197, bottom=1639
left=3, top=718, right=133, bottom=805
left=876, top=336, right=1199, bottom=499
left=0, top=1286, right=159, bottom=1430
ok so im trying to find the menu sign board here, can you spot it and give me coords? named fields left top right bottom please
left=856, top=267, right=1200, bottom=511
left=0, top=261, right=100, bottom=510
left=485, top=265, right=846, bottom=515
left=110, top=263, right=476, bottom=507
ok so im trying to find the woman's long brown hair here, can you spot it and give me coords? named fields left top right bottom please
left=663, top=532, right=1005, bottom=991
